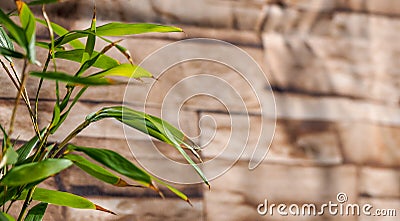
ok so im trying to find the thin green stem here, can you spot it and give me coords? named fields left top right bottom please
left=53, top=120, right=90, bottom=157
left=35, top=53, right=51, bottom=123
left=8, top=59, right=28, bottom=136
left=16, top=186, right=36, bottom=221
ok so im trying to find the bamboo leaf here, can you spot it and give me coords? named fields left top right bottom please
left=53, top=21, right=182, bottom=49
left=0, top=124, right=10, bottom=150
left=35, top=41, right=64, bottom=51
left=53, top=31, right=86, bottom=48
left=0, top=148, right=18, bottom=168
left=16, top=130, right=45, bottom=164
left=95, top=23, right=182, bottom=36
left=30, top=71, right=118, bottom=86
left=145, top=115, right=208, bottom=186
left=55, top=49, right=119, bottom=70
left=0, top=26, right=15, bottom=62
left=67, top=145, right=153, bottom=187
left=50, top=102, right=60, bottom=129
left=24, top=203, right=47, bottom=221
left=64, top=154, right=133, bottom=187
left=0, top=159, right=72, bottom=186
left=50, top=87, right=87, bottom=134
left=0, top=125, right=17, bottom=168
left=18, top=188, right=115, bottom=214
left=36, top=19, right=84, bottom=49
left=84, top=106, right=208, bottom=186
left=0, top=212, right=15, bottom=221
left=152, top=177, right=191, bottom=205
left=82, top=8, right=96, bottom=64
left=17, top=2, right=37, bottom=64
left=0, top=9, right=27, bottom=50
left=74, top=40, right=122, bottom=77
left=90, top=63, right=152, bottom=79
left=0, top=46, right=24, bottom=59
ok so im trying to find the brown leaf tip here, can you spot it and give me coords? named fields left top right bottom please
left=95, top=204, right=116, bottom=215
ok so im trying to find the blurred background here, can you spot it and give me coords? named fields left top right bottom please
left=1, top=0, right=400, bottom=220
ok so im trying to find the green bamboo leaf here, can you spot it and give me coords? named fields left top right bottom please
left=50, top=87, right=87, bottom=134
left=53, top=21, right=182, bottom=49
left=0, top=9, right=27, bottom=50
left=16, top=130, right=45, bottom=164
left=82, top=9, right=96, bottom=64
left=0, top=46, right=24, bottom=59
left=86, top=106, right=166, bottom=142
left=89, top=63, right=152, bottom=79
left=145, top=115, right=208, bottom=186
left=36, top=19, right=84, bottom=49
left=64, top=154, right=133, bottom=187
left=0, top=159, right=72, bottom=186
left=152, top=177, right=191, bottom=205
left=24, top=203, right=47, bottom=221
left=28, top=0, right=59, bottom=6
left=95, top=23, right=182, bottom=36
left=17, top=2, right=37, bottom=64
left=55, top=49, right=119, bottom=70
left=0, top=212, right=15, bottom=221
left=53, top=31, right=86, bottom=48
left=84, top=106, right=208, bottom=186
left=35, top=41, right=64, bottom=51
left=18, top=188, right=115, bottom=214
left=0, top=124, right=10, bottom=150
left=0, top=148, right=18, bottom=168
left=67, top=145, right=153, bottom=188
left=49, top=102, right=60, bottom=129
left=74, top=40, right=122, bottom=77
left=30, top=71, right=118, bottom=86
left=0, top=124, right=17, bottom=167
left=0, top=26, right=15, bottom=62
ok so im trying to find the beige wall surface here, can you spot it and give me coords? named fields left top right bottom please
left=1, top=0, right=400, bottom=220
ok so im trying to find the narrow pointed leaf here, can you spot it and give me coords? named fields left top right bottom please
left=95, top=23, right=182, bottom=36
left=17, top=2, right=37, bottom=63
left=0, top=26, right=15, bottom=62
left=0, top=212, right=15, bottom=221
left=53, top=21, right=182, bottom=49
left=152, top=177, right=191, bottom=205
left=24, top=203, right=47, bottom=221
left=36, top=19, right=84, bottom=49
left=0, top=159, right=72, bottom=186
left=145, top=115, right=208, bottom=186
left=82, top=8, right=96, bottom=64
left=30, top=71, right=117, bottom=86
left=55, top=49, right=119, bottom=70
left=0, top=47, right=24, bottom=59
left=84, top=106, right=208, bottom=186
left=90, top=63, right=152, bottom=79
left=0, top=148, right=18, bottom=168
left=67, top=145, right=152, bottom=187
left=74, top=40, right=122, bottom=77
left=0, top=9, right=27, bottom=49
left=64, top=154, right=132, bottom=187
left=16, top=130, right=45, bottom=164
left=50, top=87, right=87, bottom=134
left=18, top=188, right=115, bottom=214
left=50, top=103, right=60, bottom=129
left=35, top=41, right=64, bottom=51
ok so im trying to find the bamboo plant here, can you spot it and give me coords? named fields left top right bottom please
left=0, top=0, right=208, bottom=220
